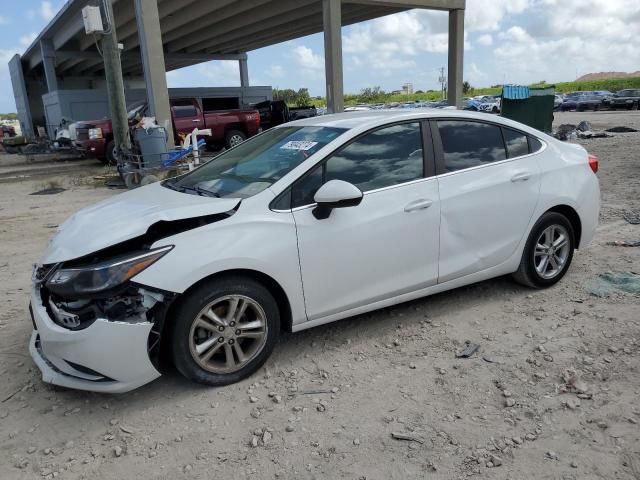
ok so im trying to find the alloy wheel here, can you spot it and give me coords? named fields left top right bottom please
left=188, top=295, right=268, bottom=374
left=229, top=134, right=244, bottom=147
left=533, top=224, right=571, bottom=279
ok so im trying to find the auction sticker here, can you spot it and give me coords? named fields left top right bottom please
left=280, top=140, right=318, bottom=151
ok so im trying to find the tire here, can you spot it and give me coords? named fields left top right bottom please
left=102, top=140, right=117, bottom=165
left=512, top=212, right=575, bottom=289
left=224, top=129, right=246, bottom=149
left=171, top=276, right=280, bottom=386
left=632, top=102, right=639, bottom=111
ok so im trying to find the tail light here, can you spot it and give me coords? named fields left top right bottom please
left=588, top=153, right=599, bottom=173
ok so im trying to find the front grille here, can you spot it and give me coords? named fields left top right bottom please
left=76, top=128, right=89, bottom=141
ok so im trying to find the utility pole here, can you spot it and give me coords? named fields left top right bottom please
left=100, top=0, right=131, bottom=158
left=438, top=66, right=446, bottom=100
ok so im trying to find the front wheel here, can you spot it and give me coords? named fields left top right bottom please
left=512, top=212, right=575, bottom=288
left=171, top=276, right=280, bottom=386
left=101, top=140, right=117, bottom=165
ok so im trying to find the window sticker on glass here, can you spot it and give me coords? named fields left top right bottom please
left=280, top=140, right=319, bottom=151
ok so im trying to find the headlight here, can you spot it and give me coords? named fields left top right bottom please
left=88, top=128, right=103, bottom=140
left=46, top=246, right=172, bottom=298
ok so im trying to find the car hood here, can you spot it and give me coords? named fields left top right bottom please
left=42, top=182, right=240, bottom=264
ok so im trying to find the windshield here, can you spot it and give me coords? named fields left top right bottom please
left=166, top=126, right=346, bottom=199
left=127, top=101, right=147, bottom=120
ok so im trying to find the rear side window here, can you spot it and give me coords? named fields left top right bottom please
left=528, top=136, right=543, bottom=153
left=503, top=128, right=529, bottom=158
left=173, top=105, right=198, bottom=118
left=437, top=120, right=506, bottom=172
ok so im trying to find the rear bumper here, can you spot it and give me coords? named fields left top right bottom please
left=29, top=287, right=161, bottom=393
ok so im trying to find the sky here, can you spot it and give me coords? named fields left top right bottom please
left=1, top=0, right=639, bottom=113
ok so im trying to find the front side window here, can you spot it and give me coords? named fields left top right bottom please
left=173, top=106, right=198, bottom=118
left=437, top=120, right=506, bottom=172
left=290, top=122, right=424, bottom=207
left=167, top=126, right=345, bottom=199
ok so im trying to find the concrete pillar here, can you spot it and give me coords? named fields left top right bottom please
left=8, top=55, right=34, bottom=138
left=323, top=0, right=343, bottom=113
left=40, top=40, right=58, bottom=93
left=239, top=57, right=249, bottom=88
left=135, top=0, right=174, bottom=147
left=447, top=8, right=464, bottom=109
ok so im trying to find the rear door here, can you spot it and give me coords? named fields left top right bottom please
left=432, top=119, right=542, bottom=283
left=170, top=99, right=203, bottom=137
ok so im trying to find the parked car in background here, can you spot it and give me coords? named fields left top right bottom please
left=463, top=99, right=482, bottom=111
left=575, top=94, right=605, bottom=111
left=344, top=105, right=373, bottom=111
left=602, top=89, right=640, bottom=110
left=1, top=124, right=16, bottom=138
left=70, top=98, right=261, bottom=164
left=478, top=97, right=501, bottom=113
left=29, top=110, right=600, bottom=393
left=554, top=95, right=564, bottom=110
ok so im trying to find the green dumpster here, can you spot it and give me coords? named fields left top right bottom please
left=501, top=85, right=555, bottom=133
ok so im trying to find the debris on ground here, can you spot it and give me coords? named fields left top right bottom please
left=607, top=240, right=640, bottom=247
left=455, top=342, right=480, bottom=358
left=587, top=272, right=640, bottom=296
left=391, top=432, right=425, bottom=444
left=29, top=187, right=66, bottom=195
left=623, top=212, right=640, bottom=225
left=605, top=126, right=638, bottom=133
left=554, top=121, right=611, bottom=140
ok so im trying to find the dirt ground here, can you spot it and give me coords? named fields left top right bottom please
left=0, top=111, right=639, bottom=480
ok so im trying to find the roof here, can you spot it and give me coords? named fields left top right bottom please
left=284, top=108, right=547, bottom=136
left=21, top=0, right=465, bottom=76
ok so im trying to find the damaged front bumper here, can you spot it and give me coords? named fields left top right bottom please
left=29, top=285, right=164, bottom=393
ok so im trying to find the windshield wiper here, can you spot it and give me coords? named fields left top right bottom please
left=163, top=180, right=220, bottom=197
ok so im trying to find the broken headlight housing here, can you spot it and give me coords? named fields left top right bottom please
left=88, top=127, right=103, bottom=140
left=46, top=246, right=172, bottom=298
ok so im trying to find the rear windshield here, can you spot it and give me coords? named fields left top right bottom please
left=166, top=126, right=346, bottom=199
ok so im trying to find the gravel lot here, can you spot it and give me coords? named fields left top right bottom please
left=0, top=111, right=639, bottom=480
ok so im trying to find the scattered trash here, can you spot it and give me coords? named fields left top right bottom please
left=30, top=187, right=66, bottom=195
left=605, top=126, right=638, bottom=133
left=482, top=354, right=502, bottom=364
left=607, top=240, right=640, bottom=247
left=587, top=272, right=640, bottom=297
left=456, top=342, right=480, bottom=358
left=623, top=212, right=640, bottom=225
left=554, top=121, right=611, bottom=140
left=554, top=124, right=576, bottom=141
left=391, top=432, right=425, bottom=444
left=576, top=121, right=592, bottom=132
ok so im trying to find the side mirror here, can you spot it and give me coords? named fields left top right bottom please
left=312, top=180, right=363, bottom=220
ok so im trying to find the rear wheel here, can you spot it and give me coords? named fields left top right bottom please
left=224, top=130, right=246, bottom=149
left=512, top=212, right=575, bottom=288
left=171, top=276, right=280, bottom=386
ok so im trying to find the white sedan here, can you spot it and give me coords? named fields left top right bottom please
left=29, top=110, right=600, bottom=393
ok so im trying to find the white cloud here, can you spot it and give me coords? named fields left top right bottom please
left=19, top=33, right=38, bottom=49
left=265, top=65, right=285, bottom=79
left=477, top=34, right=493, bottom=46
left=289, top=45, right=324, bottom=72
left=465, top=0, right=531, bottom=32
left=40, top=1, right=55, bottom=21
left=194, top=61, right=240, bottom=86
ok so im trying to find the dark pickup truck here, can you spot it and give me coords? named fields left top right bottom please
left=602, top=89, right=640, bottom=110
left=1, top=124, right=16, bottom=139
left=253, top=100, right=317, bottom=129
left=70, top=97, right=261, bottom=164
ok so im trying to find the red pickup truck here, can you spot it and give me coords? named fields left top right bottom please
left=70, top=98, right=261, bottom=164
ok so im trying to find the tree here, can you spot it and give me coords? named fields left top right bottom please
left=357, top=86, right=385, bottom=104
left=295, top=88, right=311, bottom=107
left=462, top=81, right=473, bottom=94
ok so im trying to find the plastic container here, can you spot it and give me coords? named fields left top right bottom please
left=134, top=127, right=168, bottom=168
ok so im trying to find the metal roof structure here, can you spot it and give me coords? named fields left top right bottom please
left=10, top=0, right=466, bottom=139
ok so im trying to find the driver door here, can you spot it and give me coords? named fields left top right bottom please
left=291, top=122, right=441, bottom=322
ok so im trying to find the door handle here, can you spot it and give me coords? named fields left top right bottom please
left=511, top=172, right=531, bottom=182
left=404, top=199, right=433, bottom=212
left=192, top=119, right=201, bottom=122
